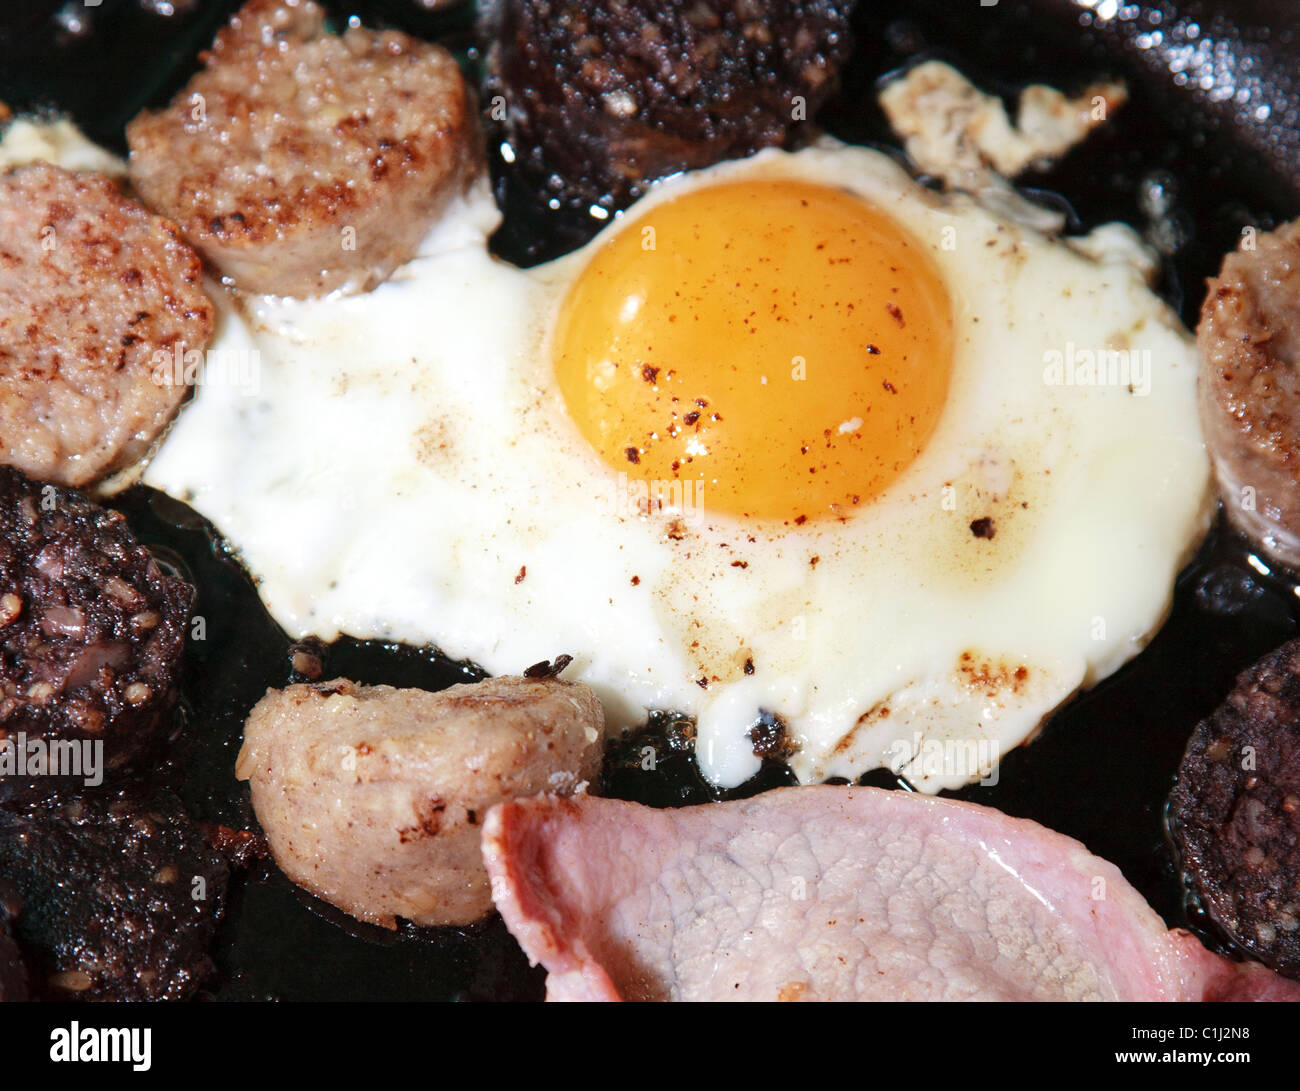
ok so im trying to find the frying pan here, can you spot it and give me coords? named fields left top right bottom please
left=0, top=0, right=1298, bottom=1000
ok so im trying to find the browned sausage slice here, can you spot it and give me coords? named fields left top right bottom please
left=0, top=162, right=213, bottom=488
left=1198, top=219, right=1300, bottom=569
left=126, top=0, right=480, bottom=298
left=236, top=674, right=604, bottom=928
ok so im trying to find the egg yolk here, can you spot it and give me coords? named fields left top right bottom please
left=553, top=179, right=954, bottom=522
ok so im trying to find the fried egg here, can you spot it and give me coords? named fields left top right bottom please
left=141, top=137, right=1210, bottom=791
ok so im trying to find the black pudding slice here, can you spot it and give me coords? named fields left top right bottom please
left=0, top=466, right=193, bottom=800
left=0, top=789, right=234, bottom=1000
left=1169, top=637, right=1300, bottom=978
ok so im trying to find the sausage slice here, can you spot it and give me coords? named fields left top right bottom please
left=126, top=0, right=480, bottom=298
left=236, top=674, right=605, bottom=928
left=0, top=162, right=213, bottom=488
left=1198, top=218, right=1300, bottom=569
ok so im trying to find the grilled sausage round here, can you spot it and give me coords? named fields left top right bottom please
left=0, top=162, right=213, bottom=488
left=1198, top=218, right=1300, bottom=569
left=236, top=674, right=605, bottom=928
left=127, top=0, right=480, bottom=298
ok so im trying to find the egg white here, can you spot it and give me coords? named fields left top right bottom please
left=141, top=138, right=1210, bottom=790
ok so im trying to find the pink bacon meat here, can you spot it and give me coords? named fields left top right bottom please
left=483, top=786, right=1300, bottom=1002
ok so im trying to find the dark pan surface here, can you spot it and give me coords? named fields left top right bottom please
left=2, top=0, right=1300, bottom=999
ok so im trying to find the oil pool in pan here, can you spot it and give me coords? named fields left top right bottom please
left=4, top=0, right=1300, bottom=999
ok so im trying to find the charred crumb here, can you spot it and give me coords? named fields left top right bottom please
left=641, top=365, right=659, bottom=384
left=882, top=379, right=897, bottom=394
left=288, top=636, right=327, bottom=681
left=309, top=678, right=357, bottom=698
left=970, top=517, right=996, bottom=539
left=747, top=709, right=795, bottom=761
left=200, top=823, right=269, bottom=870
left=522, top=654, right=574, bottom=680
left=1169, top=637, right=1300, bottom=979
left=743, top=657, right=755, bottom=676
left=625, top=447, right=641, bottom=465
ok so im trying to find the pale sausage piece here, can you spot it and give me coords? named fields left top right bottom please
left=236, top=674, right=604, bottom=928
